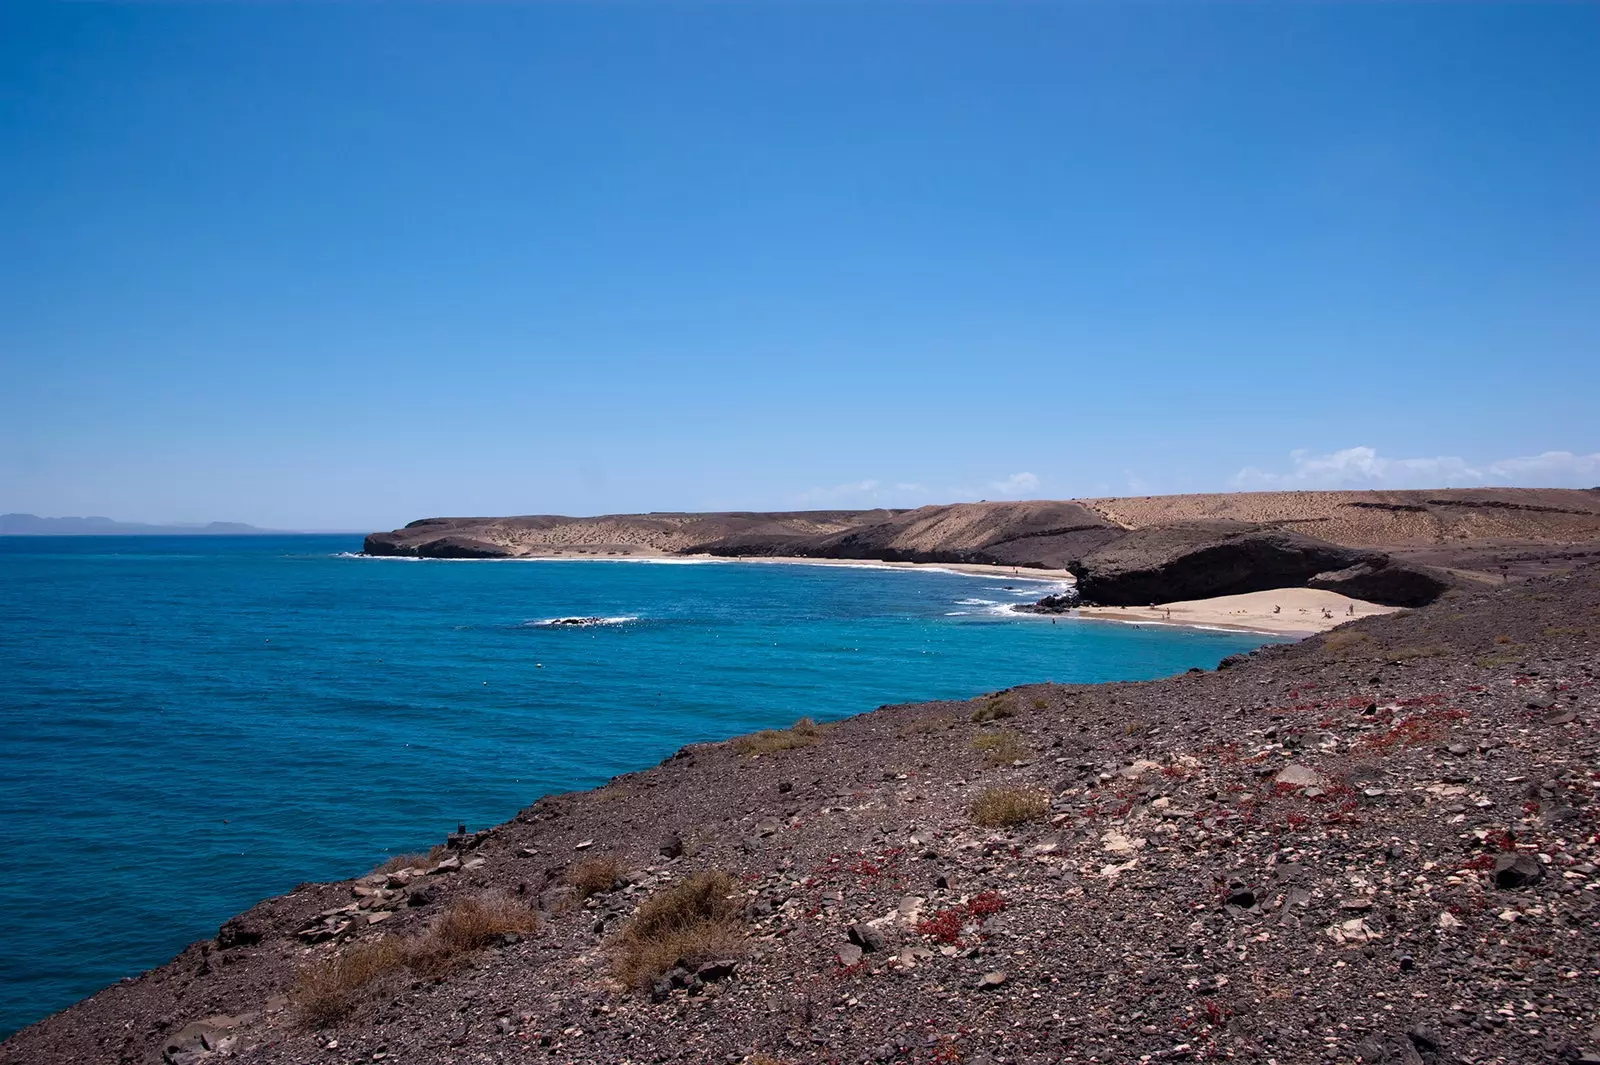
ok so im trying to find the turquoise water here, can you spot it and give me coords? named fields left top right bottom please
left=0, top=535, right=1281, bottom=1036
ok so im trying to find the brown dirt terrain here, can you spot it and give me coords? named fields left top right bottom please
left=9, top=566, right=1599, bottom=1065
left=1081, top=490, right=1600, bottom=580
left=363, top=490, right=1600, bottom=587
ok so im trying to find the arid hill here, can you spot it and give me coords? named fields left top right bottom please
left=364, top=489, right=1600, bottom=605
left=8, top=564, right=1599, bottom=1065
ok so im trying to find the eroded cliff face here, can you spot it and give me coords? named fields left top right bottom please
left=360, top=490, right=1600, bottom=604
left=1065, top=522, right=1463, bottom=607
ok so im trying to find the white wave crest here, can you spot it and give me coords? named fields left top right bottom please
left=525, top=615, right=640, bottom=629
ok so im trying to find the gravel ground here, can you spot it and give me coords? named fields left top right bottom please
left=6, top=566, right=1599, bottom=1065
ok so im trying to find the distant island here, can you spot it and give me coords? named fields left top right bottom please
left=0, top=514, right=277, bottom=536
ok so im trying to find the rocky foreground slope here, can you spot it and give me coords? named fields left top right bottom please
left=8, top=566, right=1599, bottom=1065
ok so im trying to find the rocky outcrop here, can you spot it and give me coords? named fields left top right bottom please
left=1011, top=589, right=1081, bottom=614
left=363, top=531, right=513, bottom=559
left=688, top=501, right=1125, bottom=569
left=1071, top=522, right=1382, bottom=605
left=361, top=490, right=1600, bottom=595
left=1307, top=558, right=1458, bottom=608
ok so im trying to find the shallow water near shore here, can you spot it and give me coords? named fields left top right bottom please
left=0, top=535, right=1283, bottom=1037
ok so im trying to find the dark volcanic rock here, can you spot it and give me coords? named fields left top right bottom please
left=1308, top=559, right=1459, bottom=608
left=362, top=528, right=511, bottom=559
left=1015, top=589, right=1081, bottom=614
left=412, top=536, right=513, bottom=559
left=1073, top=522, right=1397, bottom=606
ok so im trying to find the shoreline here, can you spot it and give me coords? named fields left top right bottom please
left=9, top=568, right=1592, bottom=1064
left=351, top=549, right=1391, bottom=637
left=1073, top=587, right=1399, bottom=636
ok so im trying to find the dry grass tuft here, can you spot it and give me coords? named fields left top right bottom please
left=899, top=712, right=957, bottom=737
left=611, top=870, right=744, bottom=989
left=431, top=893, right=539, bottom=954
left=970, top=696, right=1017, bottom=724
left=1323, top=630, right=1370, bottom=653
left=972, top=730, right=1026, bottom=766
left=568, top=856, right=626, bottom=900
left=372, top=844, right=449, bottom=876
left=293, top=938, right=407, bottom=1028
left=292, top=892, right=538, bottom=1027
left=732, top=718, right=823, bottom=756
left=969, top=787, right=1050, bottom=828
left=1384, top=645, right=1449, bottom=663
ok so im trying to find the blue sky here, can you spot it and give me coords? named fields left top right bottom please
left=2, top=3, right=1596, bottom=529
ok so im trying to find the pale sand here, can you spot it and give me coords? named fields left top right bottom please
left=1075, top=588, right=1399, bottom=636
left=720, top=555, right=1077, bottom=583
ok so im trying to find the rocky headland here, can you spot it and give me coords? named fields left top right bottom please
left=364, top=489, right=1600, bottom=611
left=7, top=561, right=1600, bottom=1065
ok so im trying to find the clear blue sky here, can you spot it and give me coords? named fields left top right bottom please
left=2, top=3, right=1596, bottom=529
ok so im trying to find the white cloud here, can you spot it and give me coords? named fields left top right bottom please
left=987, top=472, right=1040, bottom=497
left=1235, top=446, right=1600, bottom=490
left=1485, top=451, right=1600, bottom=482
left=797, top=473, right=1042, bottom=507
left=795, top=479, right=883, bottom=504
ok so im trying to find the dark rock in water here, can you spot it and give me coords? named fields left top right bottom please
left=1308, top=558, right=1456, bottom=608
left=1493, top=853, right=1544, bottom=889
left=1016, top=589, right=1081, bottom=614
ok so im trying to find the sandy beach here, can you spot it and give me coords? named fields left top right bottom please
left=1074, top=587, right=1399, bottom=636
left=720, top=554, right=1078, bottom=583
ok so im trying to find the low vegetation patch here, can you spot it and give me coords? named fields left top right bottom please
left=1384, top=645, right=1449, bottom=664
left=1323, top=630, right=1370, bottom=653
left=971, top=696, right=1017, bottom=724
left=972, top=730, right=1026, bottom=766
left=567, top=856, right=626, bottom=900
left=373, top=845, right=447, bottom=875
left=969, top=787, right=1049, bottom=828
left=292, top=892, right=537, bottom=1028
left=611, top=870, right=745, bottom=990
left=732, top=717, right=822, bottom=756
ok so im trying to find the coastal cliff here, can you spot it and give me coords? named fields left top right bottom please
left=7, top=565, right=1599, bottom=1065
left=362, top=489, right=1600, bottom=607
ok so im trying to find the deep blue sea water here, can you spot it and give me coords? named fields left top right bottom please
left=0, top=535, right=1283, bottom=1036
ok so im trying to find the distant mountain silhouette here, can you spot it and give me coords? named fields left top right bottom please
left=0, top=514, right=276, bottom=535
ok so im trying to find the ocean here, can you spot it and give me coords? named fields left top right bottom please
left=0, top=535, right=1283, bottom=1036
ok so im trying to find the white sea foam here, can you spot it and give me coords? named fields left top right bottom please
left=954, top=598, right=999, bottom=606
left=944, top=611, right=971, bottom=616
left=525, top=615, right=640, bottom=628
